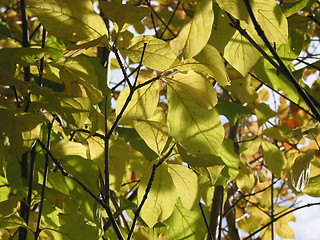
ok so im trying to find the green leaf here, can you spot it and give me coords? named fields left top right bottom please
left=169, top=71, right=217, bottom=109
left=170, top=0, right=214, bottom=59
left=109, top=138, right=129, bottom=191
left=254, top=102, right=277, bottom=126
left=223, top=30, right=261, bottom=76
left=45, top=214, right=99, bottom=240
left=120, top=35, right=176, bottom=71
left=138, top=163, right=179, bottom=227
left=291, top=150, right=315, bottom=192
left=50, top=140, right=87, bottom=159
left=167, top=83, right=224, bottom=155
left=168, top=164, right=200, bottom=210
left=116, top=127, right=158, bottom=161
left=177, top=144, right=223, bottom=167
left=262, top=140, right=286, bottom=177
left=215, top=99, right=251, bottom=125
left=175, top=45, right=229, bottom=86
left=0, top=48, right=46, bottom=74
left=100, top=2, right=150, bottom=32
left=30, top=0, right=108, bottom=42
left=218, top=139, right=241, bottom=180
left=0, top=110, right=43, bottom=156
left=303, top=174, right=320, bottom=197
left=116, top=81, right=159, bottom=125
left=134, top=120, right=169, bottom=156
left=227, top=75, right=258, bottom=103
left=282, top=0, right=309, bottom=17
left=60, top=155, right=100, bottom=195
left=164, top=200, right=208, bottom=240
left=0, top=213, right=29, bottom=230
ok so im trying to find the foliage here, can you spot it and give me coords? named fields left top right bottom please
left=0, top=0, right=320, bottom=239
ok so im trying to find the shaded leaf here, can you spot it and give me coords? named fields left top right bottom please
left=215, top=99, right=251, bottom=125
left=0, top=213, right=29, bottom=230
left=254, top=102, right=277, bottom=126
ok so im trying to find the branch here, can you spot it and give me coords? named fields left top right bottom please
left=243, top=202, right=320, bottom=240
left=207, top=186, right=224, bottom=240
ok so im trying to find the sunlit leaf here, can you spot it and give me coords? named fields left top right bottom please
left=169, top=71, right=217, bottom=109
left=292, top=150, right=316, bottom=192
left=0, top=212, right=29, bottom=230
left=168, top=164, right=200, bottom=210
left=134, top=120, right=169, bottom=156
left=116, top=81, right=159, bottom=125
left=100, top=2, right=150, bottom=32
left=167, top=83, right=224, bottom=156
left=170, top=0, right=214, bottom=59
left=164, top=200, right=208, bottom=240
left=50, top=140, right=87, bottom=159
left=138, top=163, right=178, bottom=227
left=120, top=35, right=176, bottom=71
left=262, top=140, right=286, bottom=177
left=30, top=0, right=108, bottom=42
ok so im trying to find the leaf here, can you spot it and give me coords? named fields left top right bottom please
left=164, top=200, right=208, bottom=240
left=138, top=163, right=179, bottom=227
left=227, top=75, right=258, bottom=103
left=291, top=150, right=315, bottom=192
left=134, top=120, right=169, bottom=156
left=120, top=35, right=176, bottom=71
left=215, top=99, right=251, bottom=125
left=109, top=138, right=129, bottom=191
left=282, top=0, right=309, bottom=17
left=167, top=83, right=224, bottom=156
left=303, top=174, right=320, bottom=197
left=224, top=31, right=261, bottom=76
left=216, top=0, right=251, bottom=22
left=0, top=48, right=46, bottom=74
left=174, top=45, right=229, bottom=86
left=170, top=0, right=214, bottom=59
left=0, top=110, right=43, bottom=156
left=262, top=140, right=286, bottom=177
left=30, top=0, right=107, bottom=42
left=0, top=213, right=29, bottom=230
left=115, top=81, right=159, bottom=125
left=100, top=2, right=150, bottom=32
left=60, top=155, right=100, bottom=195
left=169, top=71, right=217, bottom=109
left=254, top=102, right=277, bottom=126
left=168, top=164, right=200, bottom=210
left=254, top=0, right=288, bottom=43
left=50, top=140, right=87, bottom=159
left=218, top=139, right=241, bottom=180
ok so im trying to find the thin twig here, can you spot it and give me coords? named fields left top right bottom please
left=159, top=1, right=180, bottom=39
left=199, top=203, right=214, bottom=240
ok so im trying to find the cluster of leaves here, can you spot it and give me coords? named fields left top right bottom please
left=1, top=0, right=320, bottom=239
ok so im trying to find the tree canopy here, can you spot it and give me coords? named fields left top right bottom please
left=1, top=0, right=320, bottom=239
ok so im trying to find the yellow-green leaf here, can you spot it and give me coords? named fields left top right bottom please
left=262, top=140, right=286, bottom=177
left=116, top=81, right=159, bottom=125
left=134, top=120, right=168, bottom=156
left=167, top=83, right=224, bottom=156
left=100, top=2, right=150, bottom=32
left=120, top=35, right=176, bottom=71
left=224, top=31, right=261, bottom=76
left=168, top=164, right=200, bottom=210
left=291, top=150, right=315, bottom=192
left=0, top=213, right=29, bottom=230
left=170, top=0, right=214, bottom=59
left=254, top=102, right=277, bottom=126
left=50, top=140, right=87, bottom=159
left=30, top=0, right=107, bottom=42
left=138, top=163, right=179, bottom=227
left=164, top=200, right=208, bottom=240
left=169, top=71, right=217, bottom=109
